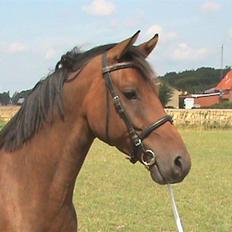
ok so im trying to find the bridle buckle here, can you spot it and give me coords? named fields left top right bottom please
left=135, top=138, right=142, bottom=147
left=113, top=95, right=120, bottom=102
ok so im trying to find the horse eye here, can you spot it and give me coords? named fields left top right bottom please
left=123, top=90, right=137, bottom=100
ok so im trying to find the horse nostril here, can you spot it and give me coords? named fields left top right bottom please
left=169, top=154, right=191, bottom=183
left=173, top=156, right=183, bottom=178
left=174, top=156, right=182, bottom=169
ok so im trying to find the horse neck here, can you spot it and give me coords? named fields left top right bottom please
left=11, top=61, right=100, bottom=201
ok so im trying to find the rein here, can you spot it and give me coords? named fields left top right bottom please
left=102, top=53, right=173, bottom=168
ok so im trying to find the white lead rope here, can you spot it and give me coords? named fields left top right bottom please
left=167, top=184, right=185, bottom=232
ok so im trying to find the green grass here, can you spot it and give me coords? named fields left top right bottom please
left=0, top=123, right=231, bottom=231
left=0, top=121, right=5, bottom=130
left=74, top=130, right=232, bottom=232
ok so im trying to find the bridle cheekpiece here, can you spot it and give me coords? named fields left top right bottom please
left=102, top=52, right=173, bottom=168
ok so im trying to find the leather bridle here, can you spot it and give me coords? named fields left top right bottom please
left=102, top=53, right=173, bottom=168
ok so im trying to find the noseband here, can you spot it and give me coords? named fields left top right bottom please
left=102, top=53, right=173, bottom=168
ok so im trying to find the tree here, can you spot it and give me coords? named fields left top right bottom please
left=11, top=90, right=31, bottom=105
left=158, top=82, right=173, bottom=107
left=159, top=67, right=231, bottom=94
left=0, top=91, right=10, bottom=105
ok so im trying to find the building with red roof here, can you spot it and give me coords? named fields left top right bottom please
left=216, top=70, right=232, bottom=91
left=215, top=70, right=232, bottom=102
left=182, top=70, right=232, bottom=109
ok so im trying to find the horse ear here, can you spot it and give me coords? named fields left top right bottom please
left=107, top=30, right=140, bottom=61
left=137, top=34, right=159, bottom=57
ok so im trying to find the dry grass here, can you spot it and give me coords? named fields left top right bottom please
left=0, top=106, right=20, bottom=122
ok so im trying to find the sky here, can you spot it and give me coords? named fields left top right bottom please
left=0, top=0, right=231, bottom=93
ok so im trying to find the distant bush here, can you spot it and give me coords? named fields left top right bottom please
left=209, top=101, right=232, bottom=109
left=159, top=81, right=173, bottom=107
left=11, top=90, right=31, bottom=105
left=0, top=91, right=10, bottom=105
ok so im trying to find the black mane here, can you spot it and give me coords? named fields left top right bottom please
left=0, top=44, right=154, bottom=152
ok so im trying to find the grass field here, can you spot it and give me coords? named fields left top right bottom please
left=0, top=122, right=231, bottom=231
left=74, top=129, right=232, bottom=232
left=0, top=121, right=5, bottom=130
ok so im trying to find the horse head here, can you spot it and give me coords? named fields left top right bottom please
left=84, top=31, right=191, bottom=184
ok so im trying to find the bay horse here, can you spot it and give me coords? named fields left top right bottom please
left=0, top=31, right=191, bottom=231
